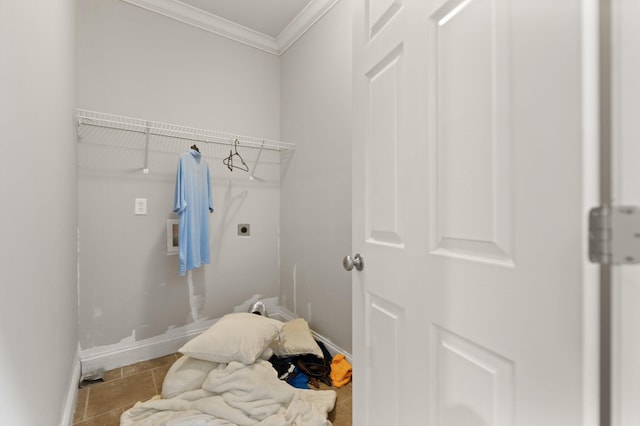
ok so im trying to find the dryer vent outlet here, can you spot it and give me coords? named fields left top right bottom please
left=238, top=224, right=250, bottom=237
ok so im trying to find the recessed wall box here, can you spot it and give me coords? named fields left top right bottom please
left=238, top=224, right=250, bottom=237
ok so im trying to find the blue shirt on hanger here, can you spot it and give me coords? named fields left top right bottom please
left=173, top=149, right=214, bottom=275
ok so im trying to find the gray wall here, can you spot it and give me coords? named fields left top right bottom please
left=77, top=0, right=282, bottom=350
left=280, top=0, right=353, bottom=353
left=0, top=0, right=79, bottom=423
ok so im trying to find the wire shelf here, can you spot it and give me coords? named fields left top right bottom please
left=75, top=109, right=295, bottom=152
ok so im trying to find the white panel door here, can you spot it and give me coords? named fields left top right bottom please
left=611, top=0, right=640, bottom=424
left=352, top=0, right=599, bottom=425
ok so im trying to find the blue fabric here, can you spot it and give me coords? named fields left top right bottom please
left=173, top=149, right=214, bottom=275
left=288, top=368, right=310, bottom=389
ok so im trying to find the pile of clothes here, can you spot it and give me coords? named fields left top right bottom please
left=268, top=340, right=352, bottom=390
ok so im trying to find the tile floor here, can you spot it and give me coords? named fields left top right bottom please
left=73, top=354, right=352, bottom=425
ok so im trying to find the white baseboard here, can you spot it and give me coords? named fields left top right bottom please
left=80, top=319, right=216, bottom=375
left=80, top=297, right=282, bottom=374
left=80, top=304, right=351, bottom=374
left=59, top=348, right=81, bottom=426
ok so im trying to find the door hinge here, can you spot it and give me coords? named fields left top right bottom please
left=589, top=206, right=640, bottom=264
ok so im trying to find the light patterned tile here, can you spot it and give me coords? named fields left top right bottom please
left=85, top=371, right=156, bottom=419
left=102, top=367, right=122, bottom=382
left=74, top=407, right=124, bottom=426
left=122, top=354, right=177, bottom=377
left=73, top=388, right=89, bottom=424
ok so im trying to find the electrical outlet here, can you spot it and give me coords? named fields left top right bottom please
left=135, top=198, right=147, bottom=215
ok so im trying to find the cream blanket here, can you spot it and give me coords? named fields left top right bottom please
left=120, top=358, right=336, bottom=425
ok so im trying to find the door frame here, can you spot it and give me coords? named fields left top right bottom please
left=596, top=0, right=613, bottom=423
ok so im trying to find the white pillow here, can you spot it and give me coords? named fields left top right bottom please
left=273, top=318, right=324, bottom=359
left=259, top=346, right=274, bottom=361
left=179, top=313, right=284, bottom=364
left=162, top=355, right=218, bottom=398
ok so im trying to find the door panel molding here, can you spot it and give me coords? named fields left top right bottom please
left=365, top=292, right=404, bottom=425
left=365, top=44, right=405, bottom=248
left=431, top=324, right=515, bottom=426
left=427, top=0, right=513, bottom=267
left=367, top=0, right=403, bottom=40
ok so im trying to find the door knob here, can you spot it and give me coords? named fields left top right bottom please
left=343, top=253, right=364, bottom=271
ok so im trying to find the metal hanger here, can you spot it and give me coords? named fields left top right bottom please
left=223, top=139, right=249, bottom=172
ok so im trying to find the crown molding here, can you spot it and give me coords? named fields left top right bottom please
left=121, top=0, right=279, bottom=55
left=276, top=0, right=342, bottom=54
left=120, top=0, right=342, bottom=56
